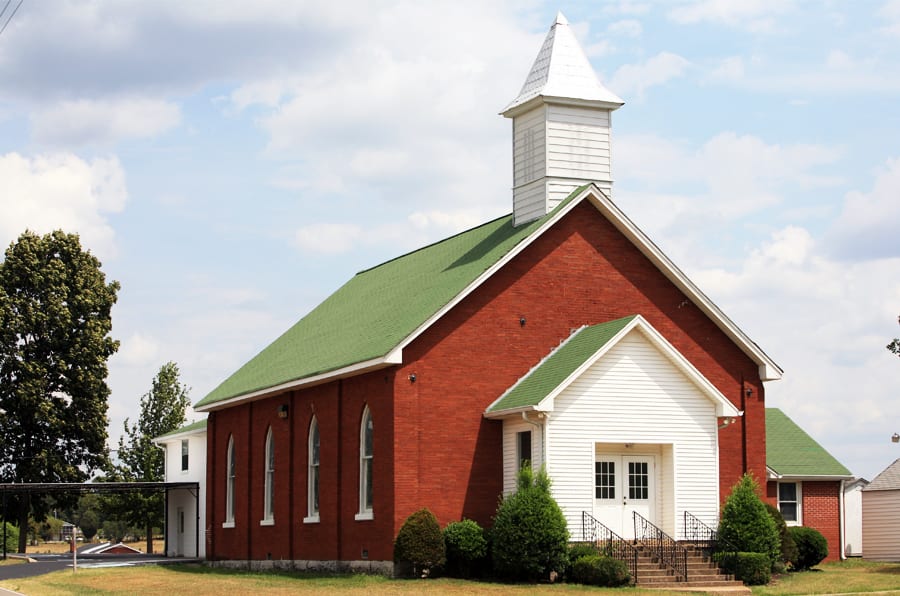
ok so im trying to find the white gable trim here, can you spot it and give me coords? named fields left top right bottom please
left=486, top=315, right=741, bottom=419
left=152, top=425, right=208, bottom=445
left=393, top=185, right=781, bottom=382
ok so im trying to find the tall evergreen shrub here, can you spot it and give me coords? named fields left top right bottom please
left=718, top=474, right=780, bottom=566
left=491, top=466, right=569, bottom=582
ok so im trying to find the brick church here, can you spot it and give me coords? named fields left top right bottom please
left=188, top=13, right=849, bottom=571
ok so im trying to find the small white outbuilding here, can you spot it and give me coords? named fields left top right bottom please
left=153, top=419, right=208, bottom=558
left=862, top=458, right=900, bottom=562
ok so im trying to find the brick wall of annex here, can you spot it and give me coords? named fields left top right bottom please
left=766, top=480, right=843, bottom=563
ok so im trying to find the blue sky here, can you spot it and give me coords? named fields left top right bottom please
left=0, top=1, right=898, bottom=481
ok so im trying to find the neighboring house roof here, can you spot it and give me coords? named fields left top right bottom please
left=766, top=408, right=852, bottom=478
left=152, top=418, right=208, bottom=443
left=502, top=12, right=623, bottom=116
left=865, top=458, right=900, bottom=491
left=195, top=185, right=781, bottom=412
left=485, top=314, right=741, bottom=418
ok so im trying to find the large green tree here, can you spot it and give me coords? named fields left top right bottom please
left=0, top=230, right=119, bottom=553
left=104, top=362, right=190, bottom=553
left=888, top=315, right=899, bottom=357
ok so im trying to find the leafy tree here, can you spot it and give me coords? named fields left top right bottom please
left=718, top=474, right=780, bottom=565
left=0, top=230, right=119, bottom=553
left=491, top=466, right=569, bottom=582
left=103, top=362, right=190, bottom=553
left=73, top=494, right=101, bottom=541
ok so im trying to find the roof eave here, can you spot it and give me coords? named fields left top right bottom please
left=483, top=405, right=550, bottom=420
left=194, top=352, right=403, bottom=412
left=501, top=94, right=623, bottom=119
left=152, top=424, right=208, bottom=445
left=768, top=473, right=854, bottom=481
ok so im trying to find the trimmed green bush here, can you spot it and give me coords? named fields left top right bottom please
left=491, top=466, right=569, bottom=582
left=719, top=474, right=780, bottom=565
left=443, top=519, right=487, bottom=578
left=393, top=508, right=446, bottom=578
left=570, top=554, right=630, bottom=587
left=565, top=542, right=599, bottom=578
left=765, top=502, right=797, bottom=572
left=724, top=552, right=771, bottom=585
left=788, top=526, right=828, bottom=570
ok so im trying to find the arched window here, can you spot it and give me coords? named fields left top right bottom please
left=357, top=406, right=373, bottom=519
left=306, top=416, right=320, bottom=522
left=224, top=435, right=235, bottom=526
left=263, top=427, right=275, bottom=523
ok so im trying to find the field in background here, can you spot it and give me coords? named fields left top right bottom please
left=25, top=539, right=166, bottom=555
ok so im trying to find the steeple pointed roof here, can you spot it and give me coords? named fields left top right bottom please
left=502, top=12, right=623, bottom=116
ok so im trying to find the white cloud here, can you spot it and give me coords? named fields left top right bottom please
left=0, top=152, right=128, bottom=258
left=710, top=56, right=745, bottom=81
left=607, top=19, right=643, bottom=38
left=668, top=0, right=796, bottom=33
left=293, top=223, right=363, bottom=255
left=31, top=98, right=180, bottom=147
left=610, top=52, right=690, bottom=101
left=114, top=333, right=162, bottom=367
left=826, top=157, right=900, bottom=260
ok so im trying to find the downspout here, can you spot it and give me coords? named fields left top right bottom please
left=839, top=478, right=846, bottom=560
left=521, top=411, right=547, bottom=469
left=740, top=377, right=748, bottom=474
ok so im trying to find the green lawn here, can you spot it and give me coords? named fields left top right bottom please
left=752, top=559, right=900, bottom=595
left=2, top=559, right=899, bottom=595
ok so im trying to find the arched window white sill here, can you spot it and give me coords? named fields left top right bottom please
left=259, top=518, right=274, bottom=526
left=222, top=521, right=235, bottom=529
left=354, top=511, right=373, bottom=521
left=303, top=515, right=320, bottom=524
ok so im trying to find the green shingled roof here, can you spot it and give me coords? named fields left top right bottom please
left=153, top=418, right=208, bottom=441
left=195, top=190, right=590, bottom=409
left=486, top=316, right=636, bottom=414
left=766, top=408, right=851, bottom=477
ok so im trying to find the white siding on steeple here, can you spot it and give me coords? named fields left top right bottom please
left=546, top=105, right=611, bottom=181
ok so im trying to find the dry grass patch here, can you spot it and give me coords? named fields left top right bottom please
left=3, top=565, right=698, bottom=596
left=752, top=559, right=900, bottom=595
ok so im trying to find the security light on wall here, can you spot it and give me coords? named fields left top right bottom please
left=277, top=404, right=289, bottom=419
left=892, top=432, right=899, bottom=443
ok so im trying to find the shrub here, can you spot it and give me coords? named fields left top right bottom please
left=718, top=474, right=780, bottom=565
left=491, top=466, right=569, bottom=582
left=764, top=502, right=797, bottom=571
left=570, top=554, right=630, bottom=586
left=720, top=552, right=771, bottom=585
left=788, top=526, right=828, bottom=570
left=443, top=519, right=488, bottom=578
left=565, top=542, right=599, bottom=578
left=393, top=508, right=446, bottom=578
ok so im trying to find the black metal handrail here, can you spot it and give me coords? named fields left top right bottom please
left=633, top=511, right=688, bottom=582
left=683, top=511, right=739, bottom=572
left=581, top=512, right=639, bottom=584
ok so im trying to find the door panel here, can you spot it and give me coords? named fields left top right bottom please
left=593, top=454, right=655, bottom=538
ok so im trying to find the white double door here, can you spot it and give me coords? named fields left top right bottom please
left=593, top=454, right=656, bottom=539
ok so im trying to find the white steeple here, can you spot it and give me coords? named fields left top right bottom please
left=502, top=12, right=623, bottom=226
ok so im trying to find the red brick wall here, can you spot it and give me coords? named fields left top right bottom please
left=801, top=481, right=842, bottom=562
left=206, top=371, right=395, bottom=562
left=206, top=199, right=768, bottom=561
